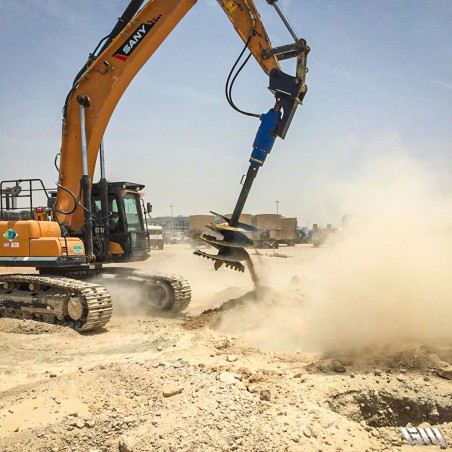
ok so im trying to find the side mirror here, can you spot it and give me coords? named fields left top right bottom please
left=146, top=202, right=152, bottom=214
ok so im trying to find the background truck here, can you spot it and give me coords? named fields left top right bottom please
left=148, top=225, right=164, bottom=250
left=279, top=217, right=298, bottom=246
left=250, top=214, right=298, bottom=248
left=252, top=214, right=281, bottom=249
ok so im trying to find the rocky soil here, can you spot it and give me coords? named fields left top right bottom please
left=0, top=245, right=450, bottom=451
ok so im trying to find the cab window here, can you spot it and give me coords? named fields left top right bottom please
left=123, top=194, right=143, bottom=231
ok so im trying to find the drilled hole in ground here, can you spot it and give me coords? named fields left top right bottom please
left=330, top=390, right=452, bottom=427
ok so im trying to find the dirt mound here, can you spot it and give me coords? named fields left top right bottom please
left=0, top=318, right=78, bottom=336
left=315, top=344, right=452, bottom=373
left=183, top=290, right=259, bottom=330
left=183, top=309, right=223, bottom=330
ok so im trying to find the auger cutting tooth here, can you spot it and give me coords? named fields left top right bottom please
left=194, top=213, right=258, bottom=276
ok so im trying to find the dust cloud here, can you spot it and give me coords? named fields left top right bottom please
left=305, top=155, right=452, bottom=350
left=97, top=279, right=152, bottom=317
left=218, top=154, right=452, bottom=352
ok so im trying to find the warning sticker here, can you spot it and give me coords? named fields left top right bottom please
left=3, top=229, right=18, bottom=242
left=73, top=246, right=83, bottom=255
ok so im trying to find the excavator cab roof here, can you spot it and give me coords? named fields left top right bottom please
left=91, top=182, right=145, bottom=195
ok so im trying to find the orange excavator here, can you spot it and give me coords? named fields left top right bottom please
left=0, top=0, right=309, bottom=331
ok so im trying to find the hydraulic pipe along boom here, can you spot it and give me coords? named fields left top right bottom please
left=77, top=95, right=94, bottom=259
left=99, top=140, right=110, bottom=260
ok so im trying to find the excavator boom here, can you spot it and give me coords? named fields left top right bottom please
left=55, top=0, right=280, bottom=232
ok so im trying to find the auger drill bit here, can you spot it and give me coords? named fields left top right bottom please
left=194, top=212, right=257, bottom=272
left=194, top=108, right=282, bottom=278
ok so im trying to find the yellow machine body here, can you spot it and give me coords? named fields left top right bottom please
left=0, top=221, right=85, bottom=258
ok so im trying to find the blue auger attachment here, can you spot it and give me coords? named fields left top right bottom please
left=194, top=109, right=281, bottom=274
left=249, top=109, right=281, bottom=169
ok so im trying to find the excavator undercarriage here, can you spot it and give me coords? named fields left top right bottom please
left=0, top=269, right=191, bottom=331
left=0, top=274, right=113, bottom=331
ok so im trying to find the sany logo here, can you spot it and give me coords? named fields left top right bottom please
left=113, top=15, right=162, bottom=62
left=401, top=427, right=447, bottom=447
left=122, top=24, right=147, bottom=55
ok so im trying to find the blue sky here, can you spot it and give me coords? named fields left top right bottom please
left=0, top=0, right=451, bottom=226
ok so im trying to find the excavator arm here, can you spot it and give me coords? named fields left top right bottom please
left=55, top=0, right=281, bottom=230
left=216, top=0, right=280, bottom=75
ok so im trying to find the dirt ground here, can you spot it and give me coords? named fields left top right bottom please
left=0, top=244, right=450, bottom=452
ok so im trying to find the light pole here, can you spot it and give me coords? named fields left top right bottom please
left=276, top=201, right=279, bottom=215
left=170, top=205, right=174, bottom=238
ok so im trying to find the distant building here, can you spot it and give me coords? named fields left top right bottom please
left=150, top=216, right=189, bottom=235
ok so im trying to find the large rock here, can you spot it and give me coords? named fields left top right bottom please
left=171, top=359, right=187, bottom=368
left=219, top=371, right=237, bottom=385
left=214, top=338, right=232, bottom=350
left=331, top=360, right=346, bottom=373
left=75, top=419, right=85, bottom=429
left=85, top=419, right=96, bottom=428
left=123, top=416, right=136, bottom=425
left=118, top=437, right=135, bottom=452
left=437, top=368, right=452, bottom=381
left=163, top=384, right=183, bottom=397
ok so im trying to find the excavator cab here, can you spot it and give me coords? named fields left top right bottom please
left=0, top=179, right=151, bottom=266
left=91, top=181, right=151, bottom=262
